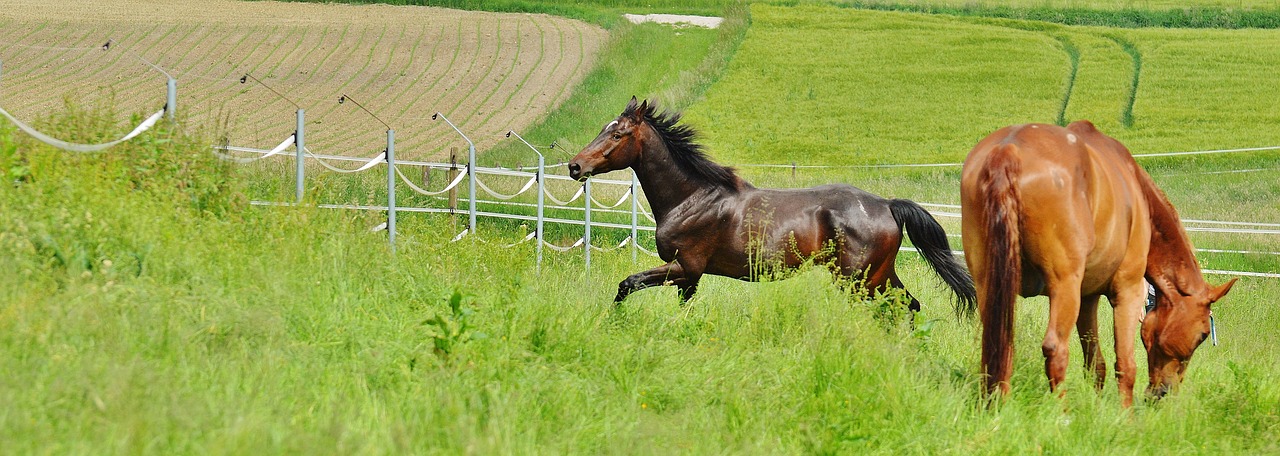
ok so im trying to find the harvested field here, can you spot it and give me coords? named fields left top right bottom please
left=0, top=0, right=607, bottom=160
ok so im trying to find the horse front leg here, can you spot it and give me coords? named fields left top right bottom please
left=614, top=259, right=702, bottom=304
left=1110, top=282, right=1146, bottom=407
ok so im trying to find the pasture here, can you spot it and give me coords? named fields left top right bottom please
left=2, top=0, right=1279, bottom=454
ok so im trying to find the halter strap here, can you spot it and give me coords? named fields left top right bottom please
left=1142, top=282, right=1219, bottom=347
left=1210, top=312, right=1218, bottom=347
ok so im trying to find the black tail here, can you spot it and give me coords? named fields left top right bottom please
left=890, top=198, right=977, bottom=318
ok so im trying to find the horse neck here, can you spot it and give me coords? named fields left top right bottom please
left=1139, top=168, right=1208, bottom=295
left=630, top=136, right=726, bottom=223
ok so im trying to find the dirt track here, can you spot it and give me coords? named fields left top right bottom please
left=0, top=0, right=606, bottom=160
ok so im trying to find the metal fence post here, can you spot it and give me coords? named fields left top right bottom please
left=387, top=129, right=396, bottom=252
left=434, top=113, right=476, bottom=236
left=631, top=172, right=639, bottom=262
left=536, top=154, right=545, bottom=271
left=506, top=131, right=547, bottom=272
left=166, top=77, right=176, bottom=122
left=295, top=108, right=305, bottom=204
left=468, top=141, right=477, bottom=235
left=584, top=179, right=592, bottom=271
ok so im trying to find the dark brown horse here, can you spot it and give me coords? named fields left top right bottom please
left=961, top=120, right=1237, bottom=406
left=568, top=98, right=975, bottom=314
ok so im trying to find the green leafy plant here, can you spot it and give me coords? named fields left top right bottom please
left=423, top=290, right=488, bottom=359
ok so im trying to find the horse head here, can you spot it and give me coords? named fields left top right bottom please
left=1141, top=277, right=1236, bottom=399
left=569, top=97, right=652, bottom=181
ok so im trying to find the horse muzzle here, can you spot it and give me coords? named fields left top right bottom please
left=568, top=162, right=592, bottom=181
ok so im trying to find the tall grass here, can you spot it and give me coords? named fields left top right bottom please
left=4, top=3, right=1280, bottom=454
left=2, top=104, right=1278, bottom=454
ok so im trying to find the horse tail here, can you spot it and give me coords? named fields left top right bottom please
left=977, top=143, right=1023, bottom=395
left=889, top=198, right=976, bottom=317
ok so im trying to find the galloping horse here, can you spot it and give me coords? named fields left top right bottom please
left=568, top=98, right=975, bottom=314
left=961, top=120, right=1236, bottom=406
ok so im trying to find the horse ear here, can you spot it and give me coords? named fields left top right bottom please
left=633, top=99, right=650, bottom=120
left=1208, top=278, right=1238, bottom=304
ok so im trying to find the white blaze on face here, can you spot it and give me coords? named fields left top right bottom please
left=1067, top=133, right=1078, bottom=144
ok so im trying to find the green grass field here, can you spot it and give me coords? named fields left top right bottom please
left=2, top=1, right=1279, bottom=454
left=821, top=0, right=1280, bottom=29
left=838, top=0, right=1280, bottom=10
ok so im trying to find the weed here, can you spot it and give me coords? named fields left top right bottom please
left=423, top=290, right=489, bottom=359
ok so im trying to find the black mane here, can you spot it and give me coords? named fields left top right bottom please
left=624, top=101, right=740, bottom=190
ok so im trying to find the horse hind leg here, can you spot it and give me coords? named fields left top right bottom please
left=1042, top=273, right=1085, bottom=395
left=676, top=282, right=699, bottom=303
left=888, top=274, right=922, bottom=313
left=835, top=243, right=920, bottom=313
left=1076, top=295, right=1107, bottom=391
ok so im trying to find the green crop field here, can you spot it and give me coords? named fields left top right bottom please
left=841, top=0, right=1280, bottom=9
left=2, top=1, right=1279, bottom=454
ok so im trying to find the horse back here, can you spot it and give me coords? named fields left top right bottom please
left=962, top=123, right=1150, bottom=296
left=713, top=185, right=900, bottom=275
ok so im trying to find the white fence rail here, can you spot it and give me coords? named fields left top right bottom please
left=0, top=51, right=1274, bottom=278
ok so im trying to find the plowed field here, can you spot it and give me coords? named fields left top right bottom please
left=0, top=0, right=606, bottom=160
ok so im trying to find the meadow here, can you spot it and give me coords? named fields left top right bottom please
left=2, top=1, right=1279, bottom=454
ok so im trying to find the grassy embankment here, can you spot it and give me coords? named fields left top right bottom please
left=245, top=0, right=748, bottom=246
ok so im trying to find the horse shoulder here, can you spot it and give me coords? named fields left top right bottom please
left=655, top=191, right=741, bottom=246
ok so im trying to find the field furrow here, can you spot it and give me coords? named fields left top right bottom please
left=0, top=0, right=606, bottom=159
left=1061, top=32, right=1132, bottom=131
left=471, top=17, right=548, bottom=151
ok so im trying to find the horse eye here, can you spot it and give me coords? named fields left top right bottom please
left=611, top=133, right=622, bottom=140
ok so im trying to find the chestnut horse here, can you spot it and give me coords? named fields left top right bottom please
left=961, top=120, right=1236, bottom=406
left=569, top=98, right=975, bottom=314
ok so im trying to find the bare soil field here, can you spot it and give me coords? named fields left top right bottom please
left=0, top=0, right=606, bottom=160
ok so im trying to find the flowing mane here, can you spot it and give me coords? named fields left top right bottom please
left=624, top=101, right=742, bottom=190
left=1134, top=164, right=1207, bottom=297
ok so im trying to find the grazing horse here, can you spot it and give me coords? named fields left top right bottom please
left=960, top=120, right=1237, bottom=406
left=568, top=98, right=975, bottom=314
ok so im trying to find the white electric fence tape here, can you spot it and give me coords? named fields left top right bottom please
left=730, top=145, right=1280, bottom=170
left=590, top=189, right=633, bottom=209
left=504, top=231, right=537, bottom=248
left=0, top=106, right=164, bottom=152
left=306, top=146, right=385, bottom=173
left=474, top=174, right=537, bottom=200
left=637, top=202, right=657, bottom=223
left=395, top=166, right=468, bottom=196
left=542, top=237, right=586, bottom=252
left=543, top=186, right=585, bottom=206
left=211, top=135, right=295, bottom=163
